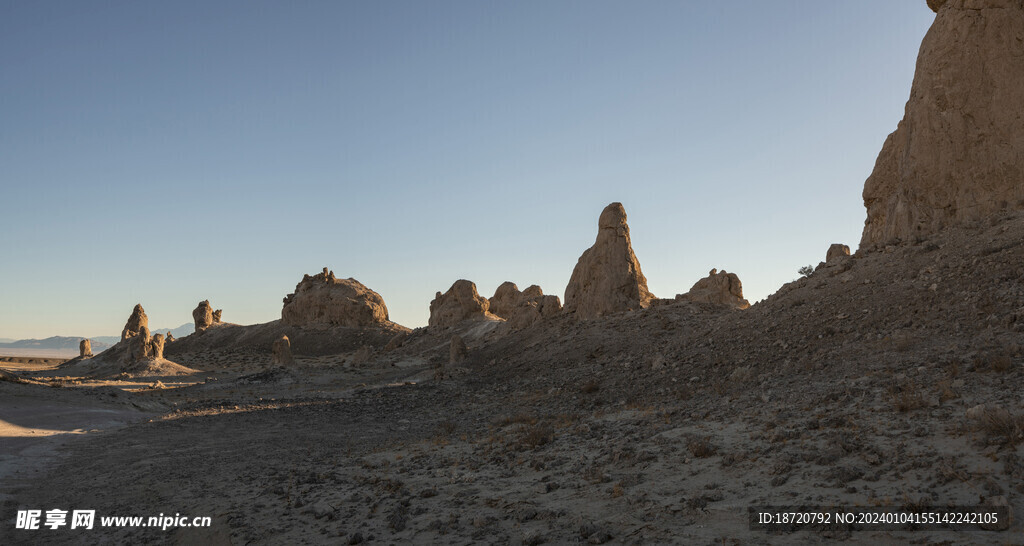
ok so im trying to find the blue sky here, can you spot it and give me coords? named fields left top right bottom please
left=0, top=1, right=935, bottom=338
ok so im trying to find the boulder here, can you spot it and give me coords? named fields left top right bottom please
left=826, top=244, right=851, bottom=263
left=677, top=269, right=750, bottom=309
left=489, top=282, right=562, bottom=328
left=79, top=339, right=92, bottom=358
left=428, top=279, right=499, bottom=328
left=927, top=0, right=948, bottom=11
left=860, top=0, right=1024, bottom=246
left=212, top=309, right=222, bottom=323
left=193, top=300, right=214, bottom=331
left=564, top=203, right=654, bottom=319
left=282, top=268, right=390, bottom=328
left=272, top=335, right=295, bottom=365
left=121, top=304, right=148, bottom=341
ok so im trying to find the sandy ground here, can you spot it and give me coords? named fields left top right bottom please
left=1, top=349, right=80, bottom=359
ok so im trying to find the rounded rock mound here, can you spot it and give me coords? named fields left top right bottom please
left=281, top=268, right=390, bottom=328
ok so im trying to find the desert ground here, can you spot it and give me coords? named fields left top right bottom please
left=3, top=209, right=1024, bottom=545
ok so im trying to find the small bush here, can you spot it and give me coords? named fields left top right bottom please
left=520, top=423, right=554, bottom=449
left=495, top=412, right=538, bottom=427
left=975, top=407, right=1024, bottom=446
left=798, top=265, right=814, bottom=278
left=687, top=436, right=717, bottom=458
left=990, top=353, right=1012, bottom=373
left=889, top=381, right=926, bottom=412
left=581, top=380, right=600, bottom=394
left=936, top=379, right=959, bottom=403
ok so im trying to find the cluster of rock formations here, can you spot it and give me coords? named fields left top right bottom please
left=860, top=0, right=1024, bottom=246
left=428, top=280, right=499, bottom=328
left=676, top=269, right=750, bottom=309
left=423, top=201, right=751, bottom=331
left=564, top=203, right=655, bottom=319
left=488, top=282, right=562, bottom=328
left=193, top=300, right=223, bottom=332
left=282, top=268, right=391, bottom=328
left=119, top=304, right=166, bottom=362
left=121, top=304, right=148, bottom=341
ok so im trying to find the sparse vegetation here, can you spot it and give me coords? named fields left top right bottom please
left=889, top=381, right=926, bottom=412
left=974, top=407, right=1024, bottom=446
left=495, top=412, right=538, bottom=427
left=687, top=436, right=717, bottom=458
left=798, top=265, right=814, bottom=277
left=520, top=423, right=554, bottom=449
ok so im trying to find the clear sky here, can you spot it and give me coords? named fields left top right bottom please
left=0, top=1, right=936, bottom=339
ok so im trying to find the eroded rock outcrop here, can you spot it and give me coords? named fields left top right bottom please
left=193, top=300, right=224, bottom=332
left=489, top=282, right=562, bottom=328
left=193, top=300, right=214, bottom=331
left=449, top=335, right=468, bottom=364
left=564, top=203, right=654, bottom=319
left=428, top=280, right=499, bottom=328
left=272, top=335, right=295, bottom=365
left=150, top=333, right=165, bottom=359
left=79, top=339, right=92, bottom=358
left=121, top=304, right=148, bottom=341
left=826, top=244, right=851, bottom=263
left=282, top=268, right=390, bottom=328
left=676, top=269, right=750, bottom=309
left=860, top=0, right=1024, bottom=246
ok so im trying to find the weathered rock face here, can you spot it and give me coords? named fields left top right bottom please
left=79, top=339, right=92, bottom=358
left=281, top=268, right=390, bottom=328
left=860, top=0, right=1024, bottom=246
left=428, top=279, right=498, bottom=328
left=212, top=309, right=222, bottom=323
left=121, top=304, right=148, bottom=341
left=272, top=335, right=295, bottom=365
left=193, top=300, right=214, bottom=331
left=826, top=244, right=851, bottom=263
left=564, top=203, right=654, bottom=319
left=489, top=282, right=562, bottom=328
left=677, top=269, right=750, bottom=309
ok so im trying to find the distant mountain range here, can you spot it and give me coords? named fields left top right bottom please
left=0, top=323, right=194, bottom=353
left=0, top=336, right=114, bottom=352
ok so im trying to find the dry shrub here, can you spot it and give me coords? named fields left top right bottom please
left=889, top=381, right=926, bottom=412
left=990, top=353, right=1012, bottom=373
left=610, top=482, right=624, bottom=498
left=973, top=349, right=1014, bottom=373
left=936, top=379, right=959, bottom=402
left=687, top=436, right=717, bottom=458
left=945, top=359, right=961, bottom=378
left=435, top=420, right=457, bottom=436
left=581, top=380, right=600, bottom=394
left=974, top=407, right=1024, bottom=446
left=520, top=423, right=555, bottom=449
left=495, top=412, right=537, bottom=427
